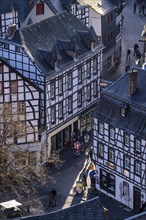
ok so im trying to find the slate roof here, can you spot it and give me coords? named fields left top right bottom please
left=1, top=11, right=102, bottom=77
left=77, top=0, right=116, bottom=15
left=21, top=196, right=105, bottom=220
left=93, top=67, right=146, bottom=139
left=0, top=0, right=38, bottom=22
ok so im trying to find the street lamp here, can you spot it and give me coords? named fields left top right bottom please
left=140, top=24, right=146, bottom=63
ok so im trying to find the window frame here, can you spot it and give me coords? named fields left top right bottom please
left=78, top=90, right=82, bottom=108
left=10, top=80, right=18, bottom=94
left=124, top=132, right=130, bottom=147
left=36, top=1, right=44, bottom=15
left=0, top=82, right=3, bottom=94
left=135, top=160, right=141, bottom=176
left=86, top=61, right=91, bottom=79
left=67, top=72, right=72, bottom=90
left=98, top=142, right=104, bottom=158
left=18, top=101, right=25, bottom=114
left=78, top=66, right=82, bottom=84
left=58, top=77, right=63, bottom=96
left=50, top=81, right=55, bottom=99
left=134, top=137, right=141, bottom=153
left=68, top=96, right=72, bottom=114
left=124, top=155, right=131, bottom=171
left=51, top=105, right=56, bottom=124
left=108, top=148, right=115, bottom=163
left=98, top=121, right=104, bottom=135
left=58, top=101, right=63, bottom=120
left=86, top=84, right=91, bottom=102
left=93, top=57, right=97, bottom=73
left=109, top=126, right=115, bottom=140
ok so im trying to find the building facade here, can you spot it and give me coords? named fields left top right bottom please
left=0, top=11, right=103, bottom=159
left=92, top=67, right=146, bottom=211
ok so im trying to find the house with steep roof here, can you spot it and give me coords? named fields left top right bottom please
left=92, top=66, right=146, bottom=211
left=0, top=11, right=103, bottom=162
left=76, top=0, right=125, bottom=78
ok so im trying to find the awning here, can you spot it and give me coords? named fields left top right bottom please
left=0, top=200, right=22, bottom=209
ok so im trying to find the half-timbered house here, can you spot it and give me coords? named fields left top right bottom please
left=92, top=67, right=146, bottom=211
left=0, top=11, right=103, bottom=157
left=0, top=58, right=46, bottom=167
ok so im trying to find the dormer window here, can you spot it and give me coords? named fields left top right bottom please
left=91, top=41, right=95, bottom=51
left=36, top=1, right=44, bottom=15
left=120, top=105, right=127, bottom=117
left=55, top=60, right=59, bottom=70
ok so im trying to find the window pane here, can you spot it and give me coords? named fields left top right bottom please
left=10, top=81, right=18, bottom=93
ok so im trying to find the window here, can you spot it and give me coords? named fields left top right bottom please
left=58, top=102, right=63, bottom=119
left=78, top=66, right=82, bottom=84
left=98, top=142, right=104, bottom=158
left=93, top=57, right=97, bottom=73
left=135, top=137, right=141, bottom=153
left=86, top=61, right=91, bottom=78
left=0, top=64, right=3, bottom=73
left=50, top=81, right=55, bottom=99
left=108, top=32, right=113, bottom=42
left=109, top=127, right=115, bottom=140
left=68, top=96, right=72, bottom=113
left=36, top=1, right=44, bottom=15
left=98, top=121, right=104, bottom=135
left=15, top=46, right=20, bottom=53
left=108, top=13, right=113, bottom=23
left=123, top=182, right=129, bottom=197
left=93, top=80, right=98, bottom=97
left=4, top=43, right=9, bottom=49
left=108, top=148, right=115, bottom=163
left=0, top=82, right=3, bottom=94
left=67, top=72, right=72, bottom=89
left=51, top=106, right=56, bottom=124
left=10, top=81, right=18, bottom=93
left=124, top=133, right=130, bottom=146
left=100, top=169, right=115, bottom=195
left=120, top=107, right=126, bottom=117
left=78, top=90, right=82, bottom=107
left=18, top=101, right=25, bottom=114
left=58, top=78, right=63, bottom=95
left=135, top=160, right=141, bottom=176
left=86, top=84, right=91, bottom=101
left=107, top=56, right=112, bottom=69
left=124, top=155, right=130, bottom=170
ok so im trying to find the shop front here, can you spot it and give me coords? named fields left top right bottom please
left=47, top=116, right=79, bottom=156
left=100, top=169, right=115, bottom=196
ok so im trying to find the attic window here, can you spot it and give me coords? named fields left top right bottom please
left=120, top=106, right=127, bottom=117
left=36, top=1, right=44, bottom=15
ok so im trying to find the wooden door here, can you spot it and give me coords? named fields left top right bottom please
left=133, top=187, right=141, bottom=212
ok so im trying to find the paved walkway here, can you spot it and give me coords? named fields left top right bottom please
left=105, top=0, right=146, bottom=81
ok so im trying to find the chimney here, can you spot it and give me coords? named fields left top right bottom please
left=7, top=24, right=17, bottom=38
left=128, top=69, right=138, bottom=96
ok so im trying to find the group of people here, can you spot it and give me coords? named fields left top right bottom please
left=126, top=43, right=142, bottom=65
left=133, top=1, right=145, bottom=14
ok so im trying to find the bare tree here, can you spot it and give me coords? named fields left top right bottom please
left=0, top=103, right=47, bottom=210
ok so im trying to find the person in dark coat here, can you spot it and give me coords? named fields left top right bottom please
left=133, top=43, right=139, bottom=56
left=82, top=174, right=87, bottom=191
left=133, top=2, right=136, bottom=13
left=126, top=49, right=131, bottom=61
left=48, top=188, right=57, bottom=207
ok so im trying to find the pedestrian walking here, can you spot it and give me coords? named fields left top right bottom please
left=142, top=2, right=145, bottom=15
left=126, top=49, right=131, bottom=61
left=136, top=49, right=141, bottom=64
left=133, top=43, right=139, bottom=56
left=48, top=188, right=57, bottom=207
left=139, top=3, right=142, bottom=14
left=133, top=2, right=136, bottom=13
left=82, top=174, right=87, bottom=191
left=89, top=170, right=96, bottom=190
